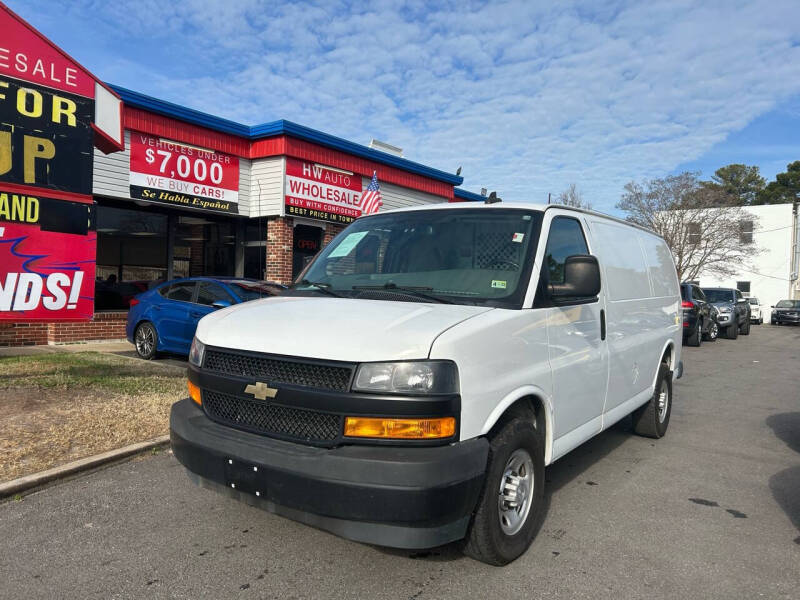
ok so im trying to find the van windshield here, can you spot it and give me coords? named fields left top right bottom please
left=295, top=208, right=543, bottom=308
left=702, top=289, right=735, bottom=303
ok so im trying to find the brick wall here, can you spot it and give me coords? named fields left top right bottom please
left=0, top=322, right=49, bottom=346
left=0, top=312, right=128, bottom=347
left=266, top=217, right=294, bottom=284
left=323, top=224, right=345, bottom=248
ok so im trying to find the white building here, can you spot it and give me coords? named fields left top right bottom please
left=692, top=203, right=800, bottom=319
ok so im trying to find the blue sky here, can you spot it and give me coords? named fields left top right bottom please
left=7, top=0, right=800, bottom=213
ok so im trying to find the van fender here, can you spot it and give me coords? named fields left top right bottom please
left=479, top=385, right=556, bottom=466
left=651, top=340, right=675, bottom=392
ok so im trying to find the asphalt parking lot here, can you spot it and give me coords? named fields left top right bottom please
left=1, top=324, right=799, bottom=599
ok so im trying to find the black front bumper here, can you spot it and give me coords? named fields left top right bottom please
left=170, top=399, right=489, bottom=549
left=772, top=312, right=800, bottom=324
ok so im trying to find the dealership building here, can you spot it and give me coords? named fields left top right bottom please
left=0, top=6, right=483, bottom=346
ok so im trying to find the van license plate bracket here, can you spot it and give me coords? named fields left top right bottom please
left=224, top=458, right=266, bottom=497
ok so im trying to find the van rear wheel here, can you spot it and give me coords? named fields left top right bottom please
left=463, top=416, right=544, bottom=566
left=632, top=363, right=672, bottom=439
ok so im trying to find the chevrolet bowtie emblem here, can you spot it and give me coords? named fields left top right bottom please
left=244, top=382, right=278, bottom=400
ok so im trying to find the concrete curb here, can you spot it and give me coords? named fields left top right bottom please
left=0, top=435, right=171, bottom=499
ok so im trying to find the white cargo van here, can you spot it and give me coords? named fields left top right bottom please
left=171, top=203, right=682, bottom=565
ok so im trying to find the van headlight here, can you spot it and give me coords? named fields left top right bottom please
left=189, top=337, right=206, bottom=367
left=353, top=361, right=458, bottom=395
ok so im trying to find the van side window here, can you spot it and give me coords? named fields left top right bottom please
left=544, top=217, right=588, bottom=285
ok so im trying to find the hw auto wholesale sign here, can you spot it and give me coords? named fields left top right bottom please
left=284, top=158, right=362, bottom=224
left=0, top=5, right=122, bottom=321
left=129, top=133, right=240, bottom=214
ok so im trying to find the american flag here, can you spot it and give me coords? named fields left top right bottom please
left=360, top=171, right=383, bottom=215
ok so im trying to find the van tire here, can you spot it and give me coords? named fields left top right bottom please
left=463, top=417, right=544, bottom=566
left=725, top=323, right=738, bottom=339
left=739, top=318, right=750, bottom=335
left=632, top=363, right=671, bottom=439
left=686, top=319, right=702, bottom=347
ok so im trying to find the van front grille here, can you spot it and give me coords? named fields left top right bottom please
left=203, top=349, right=353, bottom=392
left=203, top=390, right=342, bottom=443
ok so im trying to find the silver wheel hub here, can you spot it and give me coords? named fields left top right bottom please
left=136, top=326, right=154, bottom=356
left=657, top=380, right=669, bottom=423
left=498, top=448, right=534, bottom=536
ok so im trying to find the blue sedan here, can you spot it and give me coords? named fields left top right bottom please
left=126, top=277, right=285, bottom=359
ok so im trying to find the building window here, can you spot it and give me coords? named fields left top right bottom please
left=174, top=215, right=235, bottom=278
left=737, top=281, right=751, bottom=294
left=739, top=220, right=754, bottom=244
left=95, top=206, right=168, bottom=310
left=688, top=222, right=701, bottom=245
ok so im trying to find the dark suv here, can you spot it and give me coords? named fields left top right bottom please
left=771, top=299, right=800, bottom=325
left=681, top=282, right=713, bottom=346
left=701, top=287, right=751, bottom=339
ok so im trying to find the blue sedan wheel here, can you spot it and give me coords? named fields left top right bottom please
left=135, top=322, right=158, bottom=360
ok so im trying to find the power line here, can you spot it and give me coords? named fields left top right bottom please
left=754, top=224, right=793, bottom=234
left=737, top=267, right=793, bottom=282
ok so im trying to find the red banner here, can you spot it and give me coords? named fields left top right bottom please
left=0, top=221, right=96, bottom=321
left=129, top=132, right=240, bottom=213
left=284, top=158, right=363, bottom=224
left=0, top=8, right=94, bottom=98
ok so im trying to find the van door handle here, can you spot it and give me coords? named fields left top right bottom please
left=600, top=309, right=606, bottom=341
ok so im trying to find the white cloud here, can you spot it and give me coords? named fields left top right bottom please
left=9, top=0, right=800, bottom=211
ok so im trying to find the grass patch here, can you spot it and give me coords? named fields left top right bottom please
left=0, top=352, right=186, bottom=483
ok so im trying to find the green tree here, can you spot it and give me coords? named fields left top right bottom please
left=756, top=161, right=800, bottom=204
left=701, top=164, right=765, bottom=205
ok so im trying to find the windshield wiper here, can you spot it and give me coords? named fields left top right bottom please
left=296, top=279, right=344, bottom=298
left=351, top=283, right=455, bottom=304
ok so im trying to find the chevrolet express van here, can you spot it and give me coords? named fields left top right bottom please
left=171, top=203, right=683, bottom=565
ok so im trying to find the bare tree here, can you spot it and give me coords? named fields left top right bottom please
left=617, top=172, right=760, bottom=281
left=557, top=183, right=592, bottom=209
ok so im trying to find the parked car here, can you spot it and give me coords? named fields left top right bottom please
left=680, top=282, right=713, bottom=346
left=127, top=277, right=285, bottom=359
left=770, top=299, right=800, bottom=325
left=171, top=203, right=683, bottom=566
left=700, top=287, right=751, bottom=339
left=748, top=297, right=763, bottom=324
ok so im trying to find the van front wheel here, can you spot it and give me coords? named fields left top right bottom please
left=463, top=417, right=544, bottom=566
left=632, top=362, right=672, bottom=438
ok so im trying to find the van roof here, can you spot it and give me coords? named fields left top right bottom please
left=379, top=202, right=658, bottom=236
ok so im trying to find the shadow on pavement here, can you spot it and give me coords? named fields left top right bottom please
left=373, top=417, right=631, bottom=563
left=766, top=412, right=800, bottom=454
left=766, top=412, right=800, bottom=544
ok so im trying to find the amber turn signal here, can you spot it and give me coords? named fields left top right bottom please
left=188, top=380, right=202, bottom=406
left=344, top=416, right=456, bottom=439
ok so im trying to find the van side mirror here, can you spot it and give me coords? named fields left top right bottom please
left=549, top=255, right=601, bottom=299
